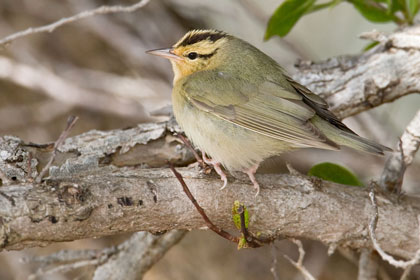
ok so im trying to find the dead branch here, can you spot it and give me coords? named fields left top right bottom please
left=368, top=191, right=420, bottom=273
left=358, top=249, right=379, bottom=280
left=380, top=110, right=420, bottom=192
left=23, top=230, right=185, bottom=280
left=0, top=0, right=151, bottom=46
left=92, top=230, right=186, bottom=280
left=294, top=26, right=420, bottom=119
left=284, top=239, right=316, bottom=280
left=36, top=116, right=78, bottom=183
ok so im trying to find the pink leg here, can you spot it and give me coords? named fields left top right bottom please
left=202, top=152, right=228, bottom=189
left=244, top=164, right=260, bottom=196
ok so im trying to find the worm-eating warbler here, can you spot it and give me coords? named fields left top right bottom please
left=147, top=30, right=391, bottom=195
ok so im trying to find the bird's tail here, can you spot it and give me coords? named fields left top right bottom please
left=313, top=116, right=392, bottom=155
left=335, top=131, right=393, bottom=155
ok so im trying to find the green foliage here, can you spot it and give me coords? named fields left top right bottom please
left=351, top=0, right=396, bottom=22
left=265, top=0, right=420, bottom=39
left=237, top=237, right=247, bottom=250
left=308, top=162, right=363, bottom=186
left=232, top=201, right=249, bottom=230
left=265, top=0, right=316, bottom=39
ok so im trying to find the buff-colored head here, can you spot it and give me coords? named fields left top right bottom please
left=146, top=30, right=231, bottom=82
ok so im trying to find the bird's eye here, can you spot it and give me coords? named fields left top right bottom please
left=187, top=52, right=198, bottom=60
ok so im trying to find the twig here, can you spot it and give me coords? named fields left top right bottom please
left=380, top=110, right=420, bottom=192
left=358, top=249, right=379, bottom=280
left=368, top=190, right=420, bottom=273
left=28, top=259, right=99, bottom=280
left=238, top=205, right=251, bottom=242
left=270, top=244, right=280, bottom=280
left=175, top=133, right=205, bottom=168
left=169, top=164, right=239, bottom=243
left=169, top=164, right=267, bottom=248
left=21, top=248, right=104, bottom=266
left=0, top=0, right=151, bottom=46
left=25, top=230, right=186, bottom=280
left=93, top=230, right=186, bottom=280
left=284, top=239, right=316, bottom=280
left=35, top=115, right=79, bottom=183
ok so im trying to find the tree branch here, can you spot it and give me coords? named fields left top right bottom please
left=1, top=122, right=420, bottom=259
left=0, top=0, right=151, bottom=47
left=380, top=110, right=420, bottom=192
left=294, top=26, right=420, bottom=119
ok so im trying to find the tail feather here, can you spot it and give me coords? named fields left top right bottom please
left=339, top=131, right=393, bottom=155
left=312, top=116, right=392, bottom=155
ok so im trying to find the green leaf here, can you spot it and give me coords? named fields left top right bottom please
left=363, top=40, right=380, bottom=51
left=308, top=162, right=363, bottom=186
left=308, top=0, right=342, bottom=13
left=349, top=0, right=395, bottom=22
left=406, top=0, right=420, bottom=22
left=237, top=236, right=247, bottom=250
left=265, top=0, right=316, bottom=39
left=232, top=201, right=249, bottom=230
left=390, top=0, right=404, bottom=12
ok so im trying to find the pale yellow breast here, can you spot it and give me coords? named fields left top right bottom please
left=172, top=91, right=293, bottom=171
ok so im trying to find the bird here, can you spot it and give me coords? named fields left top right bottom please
left=146, top=29, right=391, bottom=195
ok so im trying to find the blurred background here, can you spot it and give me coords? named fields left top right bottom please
left=0, top=0, right=419, bottom=279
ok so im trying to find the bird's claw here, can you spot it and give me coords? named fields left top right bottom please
left=202, top=152, right=229, bottom=190
left=219, top=175, right=228, bottom=190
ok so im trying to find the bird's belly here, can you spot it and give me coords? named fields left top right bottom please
left=173, top=95, right=293, bottom=171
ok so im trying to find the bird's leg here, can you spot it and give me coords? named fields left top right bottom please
left=201, top=151, right=228, bottom=189
left=244, top=164, right=260, bottom=196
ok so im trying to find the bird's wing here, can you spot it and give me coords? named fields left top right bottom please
left=182, top=70, right=339, bottom=149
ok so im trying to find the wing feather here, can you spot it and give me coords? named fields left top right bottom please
left=183, top=70, right=339, bottom=149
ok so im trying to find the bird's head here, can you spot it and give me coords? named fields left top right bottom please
left=146, top=30, right=231, bottom=82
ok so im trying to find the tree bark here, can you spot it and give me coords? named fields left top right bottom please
left=1, top=25, right=420, bottom=261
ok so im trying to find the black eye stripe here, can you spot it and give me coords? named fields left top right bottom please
left=185, top=48, right=219, bottom=60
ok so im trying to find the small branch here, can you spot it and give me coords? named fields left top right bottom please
left=35, top=115, right=79, bottom=183
left=93, top=230, right=186, bottom=280
left=358, top=249, right=379, bottom=280
left=175, top=133, right=205, bottom=168
left=368, top=190, right=420, bottom=271
left=294, top=26, right=420, bottom=120
left=169, top=164, right=239, bottom=244
left=380, top=110, right=420, bottom=192
left=284, top=239, right=316, bottom=280
left=25, top=230, right=186, bottom=280
left=28, top=259, right=99, bottom=280
left=0, top=0, right=151, bottom=46
left=270, top=244, right=280, bottom=280
left=239, top=205, right=251, bottom=242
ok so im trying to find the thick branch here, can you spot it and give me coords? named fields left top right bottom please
left=0, top=159, right=419, bottom=259
left=0, top=115, right=419, bottom=259
left=294, top=26, right=420, bottom=119
left=380, top=110, right=420, bottom=191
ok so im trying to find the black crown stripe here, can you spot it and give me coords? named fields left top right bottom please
left=178, top=31, right=226, bottom=47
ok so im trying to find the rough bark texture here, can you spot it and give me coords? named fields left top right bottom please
left=0, top=122, right=419, bottom=260
left=293, top=26, right=420, bottom=119
left=1, top=25, right=420, bottom=261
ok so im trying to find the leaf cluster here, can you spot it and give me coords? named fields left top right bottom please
left=265, top=0, right=420, bottom=39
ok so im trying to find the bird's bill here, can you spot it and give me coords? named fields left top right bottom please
left=145, top=48, right=183, bottom=61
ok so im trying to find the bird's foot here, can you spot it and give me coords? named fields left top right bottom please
left=202, top=152, right=228, bottom=189
left=244, top=165, right=260, bottom=197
